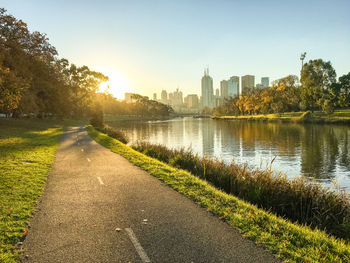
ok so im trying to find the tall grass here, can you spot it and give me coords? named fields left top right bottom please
left=132, top=142, right=350, bottom=240
left=94, top=124, right=128, bottom=144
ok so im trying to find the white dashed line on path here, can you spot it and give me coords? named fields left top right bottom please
left=125, top=228, right=151, bottom=263
left=87, top=158, right=91, bottom=162
left=81, top=149, right=84, bottom=152
left=97, top=176, right=104, bottom=185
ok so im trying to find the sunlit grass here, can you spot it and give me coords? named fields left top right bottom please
left=87, top=125, right=350, bottom=263
left=132, top=141, right=350, bottom=240
left=0, top=118, right=81, bottom=262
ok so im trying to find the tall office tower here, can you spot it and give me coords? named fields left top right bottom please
left=261, top=77, right=269, bottom=88
left=228, top=76, right=239, bottom=97
left=220, top=80, right=228, bottom=99
left=241, top=75, right=255, bottom=95
left=161, top=90, right=168, bottom=104
left=201, top=68, right=213, bottom=108
left=215, top=89, right=220, bottom=96
left=153, top=93, right=157, bottom=100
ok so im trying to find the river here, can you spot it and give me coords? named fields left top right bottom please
left=107, top=117, right=350, bottom=192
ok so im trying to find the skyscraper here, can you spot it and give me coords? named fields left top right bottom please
left=228, top=76, right=239, bottom=97
left=220, top=80, right=228, bottom=99
left=161, top=90, right=168, bottom=104
left=261, top=77, right=269, bottom=88
left=241, top=75, right=255, bottom=95
left=201, top=68, right=213, bottom=108
left=153, top=93, right=157, bottom=100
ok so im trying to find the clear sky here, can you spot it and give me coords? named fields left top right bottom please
left=3, top=0, right=350, bottom=99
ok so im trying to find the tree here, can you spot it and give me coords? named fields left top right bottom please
left=337, top=72, right=350, bottom=108
left=300, top=59, right=336, bottom=112
left=0, top=64, right=29, bottom=114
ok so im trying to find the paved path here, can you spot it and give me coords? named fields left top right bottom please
left=22, top=127, right=280, bottom=263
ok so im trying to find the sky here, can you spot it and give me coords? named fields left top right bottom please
left=2, top=0, right=350, bottom=99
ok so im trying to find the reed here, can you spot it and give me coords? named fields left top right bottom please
left=132, top=141, right=350, bottom=240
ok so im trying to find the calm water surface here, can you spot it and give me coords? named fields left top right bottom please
left=108, top=117, right=350, bottom=192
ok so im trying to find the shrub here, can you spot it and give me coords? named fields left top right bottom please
left=95, top=124, right=128, bottom=144
left=132, top=141, right=350, bottom=240
left=90, top=103, right=104, bottom=128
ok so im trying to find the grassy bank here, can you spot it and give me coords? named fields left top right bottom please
left=0, top=119, right=79, bottom=262
left=87, top=125, right=350, bottom=263
left=132, top=142, right=350, bottom=240
left=214, top=109, right=350, bottom=124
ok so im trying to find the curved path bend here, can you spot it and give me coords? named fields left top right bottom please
left=22, top=127, right=279, bottom=263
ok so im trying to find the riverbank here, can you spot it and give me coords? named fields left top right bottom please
left=104, top=114, right=171, bottom=122
left=87, top=125, right=350, bottom=263
left=132, top=141, right=350, bottom=240
left=213, top=109, right=350, bottom=124
left=0, top=118, right=85, bottom=262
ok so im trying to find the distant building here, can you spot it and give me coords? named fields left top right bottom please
left=220, top=80, right=228, bottom=99
left=201, top=68, right=214, bottom=108
left=185, top=94, right=199, bottom=109
left=169, top=88, right=183, bottom=106
left=153, top=93, right=157, bottom=100
left=228, top=76, right=239, bottom=97
left=161, top=90, right=168, bottom=104
left=241, top=75, right=255, bottom=95
left=256, top=84, right=264, bottom=89
left=261, top=77, right=269, bottom=88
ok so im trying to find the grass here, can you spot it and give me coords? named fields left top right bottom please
left=214, top=109, right=350, bottom=123
left=131, top=142, right=350, bottom=241
left=0, top=118, right=83, bottom=263
left=87, top=125, right=350, bottom=263
left=94, top=124, right=129, bottom=144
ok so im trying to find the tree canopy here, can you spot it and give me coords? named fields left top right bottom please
left=0, top=8, right=108, bottom=118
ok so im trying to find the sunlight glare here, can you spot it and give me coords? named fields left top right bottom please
left=98, top=70, right=130, bottom=100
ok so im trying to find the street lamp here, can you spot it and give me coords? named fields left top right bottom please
left=300, top=52, right=306, bottom=71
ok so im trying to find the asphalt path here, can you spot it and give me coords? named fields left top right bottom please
left=22, top=127, right=280, bottom=263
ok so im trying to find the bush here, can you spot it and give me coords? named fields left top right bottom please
left=90, top=104, right=104, bottom=128
left=95, top=124, right=128, bottom=144
left=132, top=141, right=350, bottom=240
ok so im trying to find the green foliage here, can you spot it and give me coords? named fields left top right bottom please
left=0, top=119, right=63, bottom=262
left=90, top=102, right=104, bottom=128
left=300, top=59, right=337, bottom=111
left=0, top=9, right=108, bottom=118
left=88, top=125, right=350, bottom=263
left=132, top=141, right=350, bottom=240
left=338, top=72, right=350, bottom=108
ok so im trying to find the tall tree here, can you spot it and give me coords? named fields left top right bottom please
left=300, top=59, right=336, bottom=112
left=337, top=72, right=350, bottom=108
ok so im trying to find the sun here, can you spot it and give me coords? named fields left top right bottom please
left=98, top=70, right=130, bottom=100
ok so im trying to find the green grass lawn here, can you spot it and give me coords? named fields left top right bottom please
left=87, top=125, right=350, bottom=263
left=0, top=118, right=83, bottom=263
left=216, top=109, right=350, bottom=122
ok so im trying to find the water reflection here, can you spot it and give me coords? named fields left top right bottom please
left=108, top=118, right=350, bottom=191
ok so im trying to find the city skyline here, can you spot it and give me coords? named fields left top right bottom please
left=4, top=0, right=350, bottom=99
left=135, top=72, right=269, bottom=102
